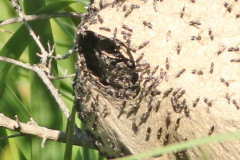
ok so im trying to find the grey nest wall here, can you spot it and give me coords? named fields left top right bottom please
left=74, top=0, right=240, bottom=159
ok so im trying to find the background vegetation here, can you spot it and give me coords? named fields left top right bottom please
left=0, top=0, right=102, bottom=159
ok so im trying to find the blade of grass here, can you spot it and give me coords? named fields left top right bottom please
left=54, top=18, right=76, bottom=39
left=117, top=132, right=240, bottom=160
left=64, top=103, right=76, bottom=160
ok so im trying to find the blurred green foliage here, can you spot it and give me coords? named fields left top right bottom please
left=0, top=0, right=101, bottom=159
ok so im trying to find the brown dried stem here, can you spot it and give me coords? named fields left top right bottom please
left=0, top=113, right=94, bottom=149
left=0, top=12, right=83, bottom=26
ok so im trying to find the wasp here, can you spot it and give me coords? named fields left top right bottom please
left=210, top=62, right=214, bottom=73
left=118, top=101, right=127, bottom=118
left=217, top=45, right=226, bottom=55
left=155, top=100, right=161, bottom=112
left=176, top=69, right=186, bottom=78
left=153, top=0, right=158, bottom=12
left=191, top=35, right=201, bottom=41
left=164, top=134, right=170, bottom=146
left=131, top=4, right=140, bottom=9
left=180, top=6, right=185, bottom=18
left=99, top=27, right=111, bottom=32
left=208, top=125, right=215, bottom=135
left=233, top=100, right=240, bottom=110
left=143, top=21, right=153, bottom=29
left=173, top=88, right=181, bottom=97
left=204, top=98, right=212, bottom=107
left=146, top=127, right=151, bottom=141
left=151, top=65, right=159, bottom=76
left=190, top=20, right=201, bottom=29
left=122, top=5, right=126, bottom=11
left=175, top=118, right=181, bottom=131
left=139, top=112, right=150, bottom=126
left=231, top=59, right=240, bottom=62
left=165, top=113, right=171, bottom=129
left=208, top=28, right=214, bottom=41
left=122, top=24, right=133, bottom=32
left=228, top=47, right=239, bottom=52
left=184, top=105, right=190, bottom=117
left=163, top=88, right=173, bottom=98
left=138, top=41, right=150, bottom=50
left=225, top=93, right=231, bottom=104
left=220, top=77, right=229, bottom=87
left=157, top=127, right=162, bottom=140
left=176, top=89, right=186, bottom=99
left=121, top=31, right=132, bottom=37
left=224, top=2, right=232, bottom=13
left=166, top=30, right=171, bottom=42
left=136, top=53, right=144, bottom=63
left=177, top=42, right=181, bottom=55
left=166, top=57, right=169, bottom=70
left=192, top=69, right=203, bottom=75
left=102, top=107, right=108, bottom=118
left=113, top=27, right=117, bottom=39
left=124, top=10, right=132, bottom=18
left=97, top=14, right=104, bottom=24
left=193, top=97, right=200, bottom=107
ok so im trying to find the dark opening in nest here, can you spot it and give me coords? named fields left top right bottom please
left=76, top=30, right=140, bottom=99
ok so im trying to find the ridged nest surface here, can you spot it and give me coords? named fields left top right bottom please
left=74, top=0, right=240, bottom=159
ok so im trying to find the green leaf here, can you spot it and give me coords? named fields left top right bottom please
left=64, top=104, right=76, bottom=160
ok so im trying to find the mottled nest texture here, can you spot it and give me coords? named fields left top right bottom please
left=73, top=0, right=240, bottom=159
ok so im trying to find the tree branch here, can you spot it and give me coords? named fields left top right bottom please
left=10, top=0, right=51, bottom=65
left=0, top=56, right=70, bottom=119
left=0, top=12, right=83, bottom=26
left=49, top=73, right=76, bottom=80
left=0, top=113, right=95, bottom=149
left=50, top=45, right=77, bottom=60
left=0, top=28, right=14, bottom=34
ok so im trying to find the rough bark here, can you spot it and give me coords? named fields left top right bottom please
left=74, top=0, right=240, bottom=159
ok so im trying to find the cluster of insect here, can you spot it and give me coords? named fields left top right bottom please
left=74, top=50, right=132, bottom=158
left=76, top=29, right=141, bottom=99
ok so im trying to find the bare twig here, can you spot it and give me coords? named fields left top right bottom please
left=14, top=115, right=21, bottom=130
left=0, top=12, right=83, bottom=26
left=0, top=28, right=14, bottom=34
left=10, top=0, right=50, bottom=65
left=41, top=137, right=47, bottom=148
left=51, top=45, right=77, bottom=60
left=9, top=0, right=77, bottom=75
left=49, top=74, right=76, bottom=80
left=46, top=42, right=56, bottom=75
left=0, top=113, right=94, bottom=149
left=0, top=56, right=70, bottom=119
left=0, top=133, right=25, bottom=140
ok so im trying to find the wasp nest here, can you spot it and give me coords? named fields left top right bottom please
left=74, top=0, right=240, bottom=159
